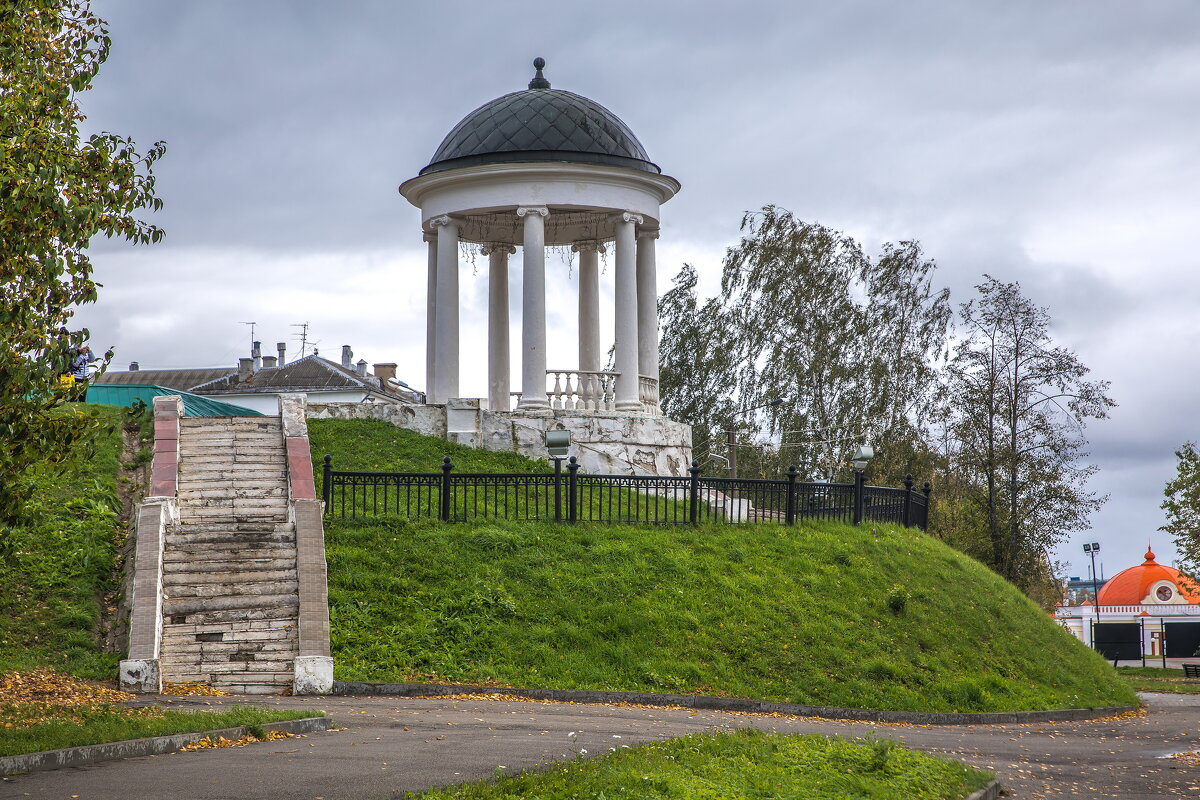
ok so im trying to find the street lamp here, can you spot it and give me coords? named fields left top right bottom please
left=545, top=430, right=571, bottom=522
left=726, top=398, right=786, bottom=479
left=1084, top=541, right=1101, bottom=609
left=850, top=444, right=874, bottom=524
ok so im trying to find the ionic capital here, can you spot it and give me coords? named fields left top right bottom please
left=422, top=231, right=436, bottom=243
left=571, top=240, right=605, bottom=254
left=481, top=243, right=517, bottom=257
left=613, top=211, right=644, bottom=226
left=428, top=215, right=456, bottom=230
left=637, top=226, right=660, bottom=240
left=516, top=206, right=549, bottom=219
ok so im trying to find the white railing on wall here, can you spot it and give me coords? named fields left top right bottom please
left=638, top=375, right=660, bottom=415
left=547, top=370, right=618, bottom=412
left=1056, top=604, right=1200, bottom=617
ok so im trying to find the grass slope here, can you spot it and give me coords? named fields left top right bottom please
left=406, top=729, right=992, bottom=800
left=309, top=417, right=550, bottom=479
left=328, top=517, right=1134, bottom=712
left=0, top=405, right=127, bottom=678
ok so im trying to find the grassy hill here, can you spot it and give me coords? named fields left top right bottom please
left=0, top=404, right=128, bottom=678
left=315, top=418, right=1136, bottom=713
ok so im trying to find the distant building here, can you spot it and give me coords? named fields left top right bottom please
left=1056, top=547, right=1200, bottom=658
left=93, top=342, right=422, bottom=414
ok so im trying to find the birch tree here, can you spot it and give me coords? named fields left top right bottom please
left=946, top=277, right=1113, bottom=589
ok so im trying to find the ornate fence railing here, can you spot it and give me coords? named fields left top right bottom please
left=322, top=456, right=931, bottom=529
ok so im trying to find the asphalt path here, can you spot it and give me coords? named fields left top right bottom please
left=3, top=693, right=1198, bottom=799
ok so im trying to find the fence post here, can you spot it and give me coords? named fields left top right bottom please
left=902, top=473, right=913, bottom=528
left=688, top=460, right=701, bottom=525
left=440, top=456, right=452, bottom=522
left=921, top=481, right=932, bottom=530
left=853, top=470, right=864, bottom=525
left=785, top=465, right=798, bottom=525
left=553, top=458, right=563, bottom=523
left=322, top=454, right=333, bottom=512
left=567, top=456, right=579, bottom=523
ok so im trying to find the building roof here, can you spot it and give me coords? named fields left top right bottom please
left=86, top=384, right=262, bottom=417
left=94, top=367, right=233, bottom=391
left=191, top=355, right=413, bottom=400
left=421, top=58, right=659, bottom=176
left=1096, top=548, right=1200, bottom=605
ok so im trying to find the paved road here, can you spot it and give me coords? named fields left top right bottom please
left=3, top=693, right=1198, bottom=799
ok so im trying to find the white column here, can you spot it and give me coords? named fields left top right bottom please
left=636, top=227, right=660, bottom=383
left=430, top=215, right=459, bottom=404
left=573, top=240, right=602, bottom=373
left=484, top=244, right=515, bottom=412
left=517, top=206, right=550, bottom=410
left=613, top=211, right=643, bottom=411
left=424, top=232, right=436, bottom=403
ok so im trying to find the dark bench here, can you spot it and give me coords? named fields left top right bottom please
left=1183, top=663, right=1200, bottom=679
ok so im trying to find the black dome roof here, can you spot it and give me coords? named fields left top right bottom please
left=420, top=60, right=659, bottom=176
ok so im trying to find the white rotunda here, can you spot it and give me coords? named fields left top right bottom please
left=400, top=58, right=680, bottom=419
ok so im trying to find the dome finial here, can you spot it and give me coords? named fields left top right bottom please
left=529, top=57, right=550, bottom=90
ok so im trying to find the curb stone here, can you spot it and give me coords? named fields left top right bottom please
left=965, top=779, right=1003, bottom=800
left=0, top=716, right=329, bottom=776
left=333, top=681, right=1136, bottom=725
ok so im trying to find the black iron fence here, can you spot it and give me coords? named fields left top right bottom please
left=322, top=455, right=930, bottom=530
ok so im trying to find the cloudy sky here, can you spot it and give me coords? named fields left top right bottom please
left=77, top=0, right=1199, bottom=579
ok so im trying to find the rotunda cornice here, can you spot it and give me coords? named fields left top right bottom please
left=400, top=161, right=681, bottom=209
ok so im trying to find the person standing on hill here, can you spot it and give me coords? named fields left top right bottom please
left=68, top=345, right=95, bottom=401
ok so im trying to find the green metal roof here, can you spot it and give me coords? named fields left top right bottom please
left=86, top=384, right=264, bottom=417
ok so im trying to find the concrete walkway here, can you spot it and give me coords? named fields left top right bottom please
left=3, top=693, right=1198, bottom=799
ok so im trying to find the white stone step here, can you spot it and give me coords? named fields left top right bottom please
left=164, top=548, right=297, bottom=566
left=167, top=607, right=299, bottom=625
left=163, top=593, right=298, bottom=616
left=164, top=580, right=299, bottom=599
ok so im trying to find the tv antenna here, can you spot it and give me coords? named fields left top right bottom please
left=291, top=322, right=319, bottom=358
left=239, top=321, right=257, bottom=350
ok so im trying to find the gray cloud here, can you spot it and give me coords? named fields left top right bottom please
left=74, top=0, right=1200, bottom=578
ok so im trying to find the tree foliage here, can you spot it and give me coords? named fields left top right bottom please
left=0, top=0, right=164, bottom=523
left=659, top=206, right=951, bottom=483
left=1161, top=441, right=1200, bottom=577
left=943, top=277, right=1114, bottom=590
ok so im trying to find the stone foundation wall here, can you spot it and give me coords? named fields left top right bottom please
left=308, top=400, right=692, bottom=477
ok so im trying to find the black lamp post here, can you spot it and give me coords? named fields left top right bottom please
left=725, top=398, right=785, bottom=479
left=850, top=445, right=874, bottom=525
left=1084, top=541, right=1101, bottom=609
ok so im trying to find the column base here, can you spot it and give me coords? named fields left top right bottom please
left=293, top=655, right=334, bottom=695
left=615, top=400, right=644, bottom=412
left=119, top=659, right=162, bottom=694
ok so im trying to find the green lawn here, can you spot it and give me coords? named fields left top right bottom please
left=1118, top=667, right=1200, bottom=694
left=326, top=513, right=1135, bottom=713
left=405, top=728, right=992, bottom=800
left=0, top=705, right=319, bottom=759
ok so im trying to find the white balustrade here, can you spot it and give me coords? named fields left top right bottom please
left=547, top=369, right=618, bottom=412
left=638, top=374, right=660, bottom=414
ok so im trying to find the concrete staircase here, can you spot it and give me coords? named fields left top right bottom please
left=159, top=417, right=300, bottom=694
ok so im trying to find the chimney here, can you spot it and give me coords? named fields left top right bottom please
left=276, top=341, right=286, bottom=365
left=373, top=363, right=397, bottom=383
left=341, top=345, right=353, bottom=368
left=252, top=340, right=262, bottom=372
left=129, top=361, right=139, bottom=371
left=356, top=358, right=368, bottom=377
left=238, top=357, right=253, bottom=380
left=263, top=355, right=278, bottom=368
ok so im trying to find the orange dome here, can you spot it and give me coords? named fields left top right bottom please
left=1096, top=548, right=1200, bottom=605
